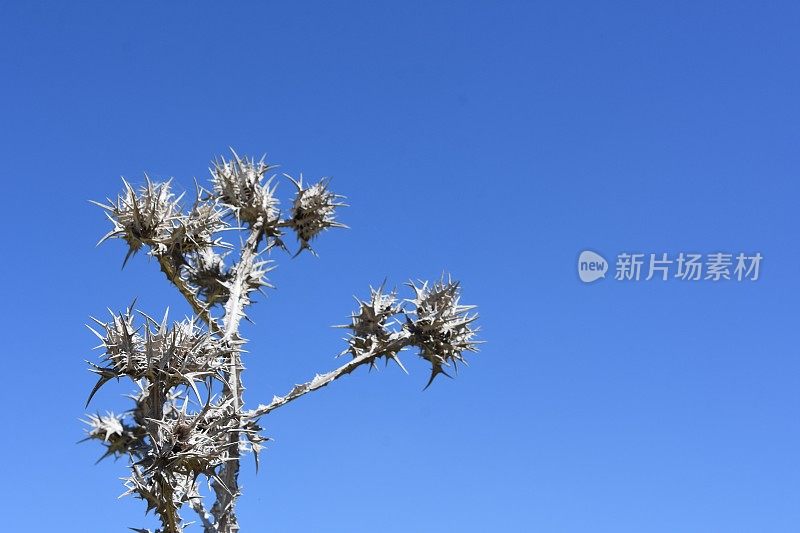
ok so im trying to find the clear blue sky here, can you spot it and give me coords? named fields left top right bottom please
left=1, top=2, right=799, bottom=532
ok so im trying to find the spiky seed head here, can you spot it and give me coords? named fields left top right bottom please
left=139, top=314, right=227, bottom=380
left=112, top=391, right=264, bottom=531
left=405, top=278, right=479, bottom=387
left=94, top=311, right=144, bottom=376
left=163, top=200, right=228, bottom=263
left=89, top=309, right=227, bottom=398
left=84, top=412, right=125, bottom=442
left=83, top=412, right=144, bottom=461
left=287, top=175, right=346, bottom=255
left=140, top=405, right=233, bottom=476
left=340, top=285, right=403, bottom=362
left=185, top=247, right=232, bottom=306
left=118, top=396, right=253, bottom=527
left=210, top=151, right=281, bottom=231
left=95, top=178, right=181, bottom=262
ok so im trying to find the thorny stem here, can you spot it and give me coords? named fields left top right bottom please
left=156, top=217, right=266, bottom=532
left=156, top=254, right=223, bottom=336
left=211, top=217, right=266, bottom=533
left=156, top=250, right=230, bottom=533
left=245, top=333, right=413, bottom=420
left=189, top=496, right=215, bottom=531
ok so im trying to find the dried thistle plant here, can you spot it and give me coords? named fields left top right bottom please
left=83, top=150, right=481, bottom=532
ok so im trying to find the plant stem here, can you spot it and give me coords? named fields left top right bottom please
left=246, top=333, right=412, bottom=419
left=211, top=218, right=266, bottom=533
left=156, top=254, right=223, bottom=335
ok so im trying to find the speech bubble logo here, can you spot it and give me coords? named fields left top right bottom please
left=578, top=250, right=608, bottom=283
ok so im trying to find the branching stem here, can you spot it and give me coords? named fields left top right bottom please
left=212, top=218, right=266, bottom=533
left=246, top=333, right=412, bottom=419
left=156, top=254, right=223, bottom=335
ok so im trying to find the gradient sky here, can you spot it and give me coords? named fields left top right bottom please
left=1, top=2, right=799, bottom=532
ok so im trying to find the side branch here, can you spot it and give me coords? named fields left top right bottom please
left=246, top=333, right=412, bottom=419
left=157, top=254, right=223, bottom=336
left=188, top=496, right=215, bottom=532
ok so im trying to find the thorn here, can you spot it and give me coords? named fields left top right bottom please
left=391, top=355, right=409, bottom=375
left=422, top=365, right=452, bottom=391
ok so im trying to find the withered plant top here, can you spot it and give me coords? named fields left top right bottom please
left=84, top=150, right=480, bottom=533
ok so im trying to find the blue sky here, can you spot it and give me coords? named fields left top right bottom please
left=1, top=2, right=799, bottom=531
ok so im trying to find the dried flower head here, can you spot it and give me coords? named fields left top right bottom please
left=120, top=397, right=248, bottom=533
left=287, top=175, right=346, bottom=255
left=94, top=178, right=182, bottom=265
left=82, top=411, right=144, bottom=462
left=339, top=284, right=405, bottom=368
left=211, top=151, right=280, bottom=231
left=405, top=278, right=480, bottom=388
left=84, top=411, right=125, bottom=442
left=163, top=199, right=228, bottom=262
left=92, top=309, right=142, bottom=374
left=185, top=247, right=233, bottom=306
left=87, top=309, right=227, bottom=405
left=139, top=400, right=236, bottom=479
